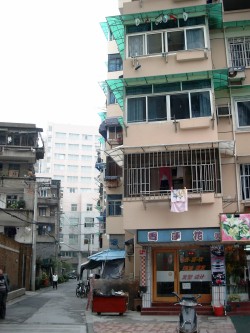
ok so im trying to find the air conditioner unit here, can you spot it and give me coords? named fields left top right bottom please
left=228, top=66, right=246, bottom=81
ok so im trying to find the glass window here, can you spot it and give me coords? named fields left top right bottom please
left=240, top=164, right=250, bottom=200
left=68, top=144, right=79, bottom=150
left=168, top=30, right=185, bottom=52
left=148, top=95, right=167, bottom=122
left=69, top=218, right=78, bottom=226
left=147, top=33, right=163, bottom=54
left=67, top=176, right=78, bottom=182
left=87, top=204, right=93, bottom=211
left=68, top=154, right=79, bottom=160
left=237, top=100, right=250, bottom=127
left=85, top=217, right=94, bottom=227
left=127, top=97, right=146, bottom=123
left=55, top=132, right=66, bottom=138
left=68, top=187, right=77, bottom=193
left=128, top=34, right=144, bottom=57
left=108, top=53, right=123, bottom=72
left=55, top=143, right=66, bottom=149
left=54, top=164, right=65, bottom=171
left=186, top=28, right=205, bottom=49
left=71, top=204, right=77, bottom=211
left=107, top=195, right=122, bottom=216
left=54, top=153, right=65, bottom=160
left=39, top=207, right=46, bottom=216
left=67, top=165, right=78, bottom=172
left=170, top=93, right=190, bottom=120
left=69, top=234, right=78, bottom=245
left=69, top=133, right=80, bottom=140
left=190, top=91, right=211, bottom=118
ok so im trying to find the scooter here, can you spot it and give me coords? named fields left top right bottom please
left=172, top=291, right=202, bottom=333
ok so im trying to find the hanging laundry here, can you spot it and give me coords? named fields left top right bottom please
left=171, top=188, right=188, bottom=213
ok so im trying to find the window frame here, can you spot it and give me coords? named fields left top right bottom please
left=126, top=25, right=207, bottom=58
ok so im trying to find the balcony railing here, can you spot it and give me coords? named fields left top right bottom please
left=140, top=188, right=203, bottom=209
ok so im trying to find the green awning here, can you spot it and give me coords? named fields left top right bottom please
left=224, top=20, right=250, bottom=29
left=105, top=69, right=230, bottom=110
left=106, top=3, right=223, bottom=59
left=100, top=22, right=109, bottom=41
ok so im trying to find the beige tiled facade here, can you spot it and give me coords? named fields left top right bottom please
left=100, top=0, right=250, bottom=307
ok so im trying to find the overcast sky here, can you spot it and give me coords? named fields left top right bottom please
left=0, top=0, right=119, bottom=130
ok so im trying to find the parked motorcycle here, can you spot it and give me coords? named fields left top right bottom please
left=76, top=281, right=89, bottom=298
left=172, top=291, right=202, bottom=333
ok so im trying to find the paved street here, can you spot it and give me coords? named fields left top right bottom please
left=1, top=279, right=249, bottom=333
left=1, top=279, right=87, bottom=333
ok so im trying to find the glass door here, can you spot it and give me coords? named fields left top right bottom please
left=153, top=249, right=178, bottom=302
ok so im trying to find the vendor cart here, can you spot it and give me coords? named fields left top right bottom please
left=92, top=294, right=128, bottom=315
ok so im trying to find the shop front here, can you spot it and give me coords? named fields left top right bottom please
left=137, top=227, right=223, bottom=305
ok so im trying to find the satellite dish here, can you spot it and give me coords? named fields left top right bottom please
left=135, top=18, right=140, bottom=26
left=183, top=12, right=188, bottom=21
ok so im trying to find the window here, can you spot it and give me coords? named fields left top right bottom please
left=54, top=175, right=65, bottom=181
left=54, top=153, right=66, bottom=160
left=6, top=195, right=17, bottom=208
left=82, top=134, right=93, bottom=141
left=55, top=132, right=66, bottom=138
left=71, top=204, right=77, bottom=211
left=240, top=164, right=250, bottom=200
left=228, top=37, right=250, bottom=67
left=127, top=26, right=206, bottom=57
left=69, top=218, right=79, bottom=226
left=108, top=90, right=117, bottom=104
left=68, top=187, right=77, bottom=193
left=108, top=53, right=123, bottom=72
left=39, top=189, right=48, bottom=197
left=67, top=165, right=78, bottom=172
left=126, top=80, right=212, bottom=123
left=107, top=195, right=122, bottom=216
left=82, top=145, right=92, bottom=151
left=81, top=155, right=92, bottom=161
left=68, top=144, right=79, bottom=150
left=80, top=188, right=92, bottom=193
left=69, top=133, right=80, bottom=140
left=68, top=154, right=79, bottom=160
left=81, top=177, right=91, bottom=183
left=55, top=143, right=66, bottom=149
left=236, top=100, right=250, bottom=127
left=67, top=176, right=78, bottom=182
left=81, top=166, right=91, bottom=173
left=54, top=164, right=65, bottom=171
left=69, top=234, right=78, bottom=245
left=85, top=217, right=94, bottom=227
left=87, top=204, right=93, bottom=211
left=39, top=207, right=47, bottom=216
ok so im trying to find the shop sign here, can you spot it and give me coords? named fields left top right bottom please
left=221, top=214, right=250, bottom=242
left=138, top=228, right=220, bottom=243
left=179, top=270, right=211, bottom=282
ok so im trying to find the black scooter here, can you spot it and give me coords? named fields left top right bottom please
left=172, top=291, right=202, bottom=333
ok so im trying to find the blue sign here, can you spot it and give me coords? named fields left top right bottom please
left=137, top=228, right=220, bottom=243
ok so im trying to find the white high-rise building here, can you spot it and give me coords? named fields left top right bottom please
left=38, top=123, right=101, bottom=275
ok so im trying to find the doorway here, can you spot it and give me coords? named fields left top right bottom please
left=153, top=247, right=212, bottom=303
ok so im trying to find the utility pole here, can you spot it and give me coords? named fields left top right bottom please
left=31, top=181, right=38, bottom=291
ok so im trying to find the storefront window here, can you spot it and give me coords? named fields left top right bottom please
left=179, top=248, right=211, bottom=294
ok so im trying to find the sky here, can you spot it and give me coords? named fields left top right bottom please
left=0, top=0, right=119, bottom=130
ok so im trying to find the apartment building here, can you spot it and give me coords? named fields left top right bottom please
left=0, top=122, right=46, bottom=290
left=99, top=0, right=250, bottom=311
left=39, top=123, right=101, bottom=275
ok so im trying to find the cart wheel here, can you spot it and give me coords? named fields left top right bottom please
left=119, top=313, right=123, bottom=316
left=97, top=312, right=101, bottom=315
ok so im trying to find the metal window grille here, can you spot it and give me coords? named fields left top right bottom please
left=228, top=37, right=250, bottom=67
left=124, top=148, right=220, bottom=198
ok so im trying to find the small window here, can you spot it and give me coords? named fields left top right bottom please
left=71, top=204, right=77, bottom=211
left=39, top=207, right=47, bottom=216
left=87, top=204, right=93, bottom=211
